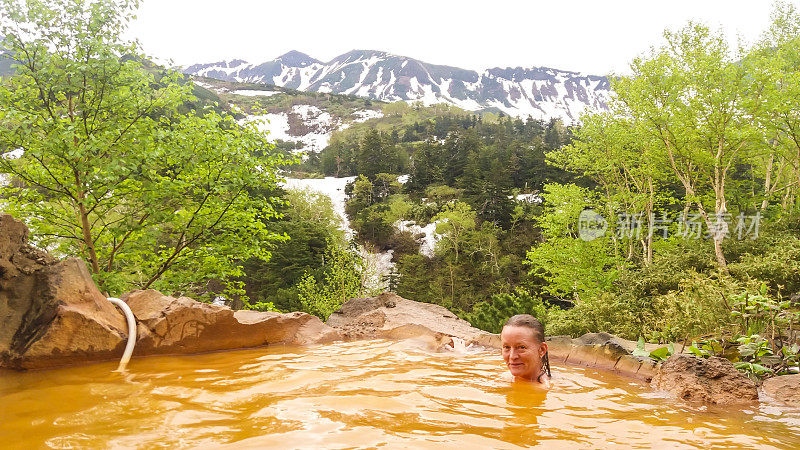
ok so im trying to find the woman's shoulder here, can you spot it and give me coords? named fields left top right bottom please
left=538, top=373, right=552, bottom=389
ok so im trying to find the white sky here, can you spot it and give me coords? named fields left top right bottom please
left=126, top=0, right=797, bottom=75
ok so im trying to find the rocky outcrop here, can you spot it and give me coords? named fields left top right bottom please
left=327, top=292, right=499, bottom=349
left=651, top=354, right=758, bottom=404
left=546, top=333, right=661, bottom=382
left=123, top=290, right=340, bottom=355
left=0, top=214, right=128, bottom=369
left=761, top=374, right=800, bottom=406
left=0, top=214, right=341, bottom=370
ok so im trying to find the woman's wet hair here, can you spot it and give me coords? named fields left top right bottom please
left=503, top=314, right=551, bottom=379
left=504, top=314, right=545, bottom=342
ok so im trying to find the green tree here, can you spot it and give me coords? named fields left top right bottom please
left=321, top=135, right=356, bottom=177
left=0, top=0, right=286, bottom=296
left=434, top=201, right=477, bottom=261
left=553, top=112, right=671, bottom=265
left=241, top=187, right=346, bottom=311
left=357, top=128, right=388, bottom=179
left=613, top=23, right=758, bottom=271
left=297, top=245, right=366, bottom=320
left=749, top=1, right=800, bottom=213
left=407, top=139, right=445, bottom=191
left=460, top=144, right=514, bottom=226
left=525, top=184, right=621, bottom=304
left=465, top=289, right=550, bottom=333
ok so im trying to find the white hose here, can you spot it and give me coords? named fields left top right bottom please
left=107, top=297, right=136, bottom=372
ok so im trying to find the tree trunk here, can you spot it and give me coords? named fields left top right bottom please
left=710, top=201, right=728, bottom=272
left=645, top=176, right=654, bottom=266
left=77, top=191, right=100, bottom=274
left=794, top=147, right=800, bottom=210
left=783, top=183, right=792, bottom=214
left=694, top=197, right=728, bottom=272
left=68, top=94, right=100, bottom=274
left=711, top=140, right=729, bottom=272
left=761, top=151, right=775, bottom=211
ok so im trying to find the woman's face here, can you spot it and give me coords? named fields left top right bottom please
left=501, top=325, right=547, bottom=381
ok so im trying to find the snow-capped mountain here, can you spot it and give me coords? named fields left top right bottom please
left=184, top=50, right=610, bottom=122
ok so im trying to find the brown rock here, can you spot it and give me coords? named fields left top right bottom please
left=575, top=332, right=637, bottom=353
left=544, top=335, right=574, bottom=360
left=566, top=335, right=630, bottom=372
left=327, top=292, right=497, bottom=349
left=545, top=333, right=661, bottom=382
left=762, top=374, right=800, bottom=406
left=233, top=310, right=340, bottom=345
left=614, top=355, right=645, bottom=379
left=651, top=354, right=758, bottom=404
left=0, top=214, right=128, bottom=369
left=122, top=290, right=340, bottom=355
left=636, top=357, right=661, bottom=381
left=0, top=214, right=342, bottom=370
left=471, top=332, right=501, bottom=349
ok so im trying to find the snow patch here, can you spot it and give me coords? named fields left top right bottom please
left=242, top=108, right=336, bottom=153
left=290, top=105, right=336, bottom=151
left=192, top=80, right=214, bottom=89
left=396, top=220, right=442, bottom=258
left=231, top=89, right=280, bottom=97
left=351, top=109, right=383, bottom=123
left=360, top=247, right=394, bottom=292
left=242, top=106, right=384, bottom=154
left=3, top=148, right=24, bottom=159
left=513, top=193, right=543, bottom=203
left=243, top=113, right=293, bottom=142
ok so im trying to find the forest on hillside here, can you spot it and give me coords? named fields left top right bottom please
left=1, top=0, right=799, bottom=380
left=278, top=2, right=800, bottom=379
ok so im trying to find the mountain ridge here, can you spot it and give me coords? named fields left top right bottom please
left=183, top=49, right=610, bottom=122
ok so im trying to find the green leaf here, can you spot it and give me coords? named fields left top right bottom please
left=649, top=346, right=671, bottom=361
left=633, top=337, right=650, bottom=358
left=749, top=363, right=774, bottom=375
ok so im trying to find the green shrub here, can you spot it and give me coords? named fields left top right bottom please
left=729, top=236, right=800, bottom=297
left=386, top=230, right=420, bottom=257
left=464, top=289, right=549, bottom=333
left=539, top=271, right=736, bottom=342
left=544, top=292, right=641, bottom=338
left=352, top=203, right=395, bottom=249
left=297, top=245, right=366, bottom=320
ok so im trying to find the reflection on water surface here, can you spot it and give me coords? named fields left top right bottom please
left=1, top=339, right=798, bottom=448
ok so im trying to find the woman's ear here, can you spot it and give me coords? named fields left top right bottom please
left=539, top=342, right=548, bottom=358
